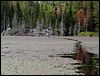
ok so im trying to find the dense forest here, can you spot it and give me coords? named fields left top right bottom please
left=1, top=1, right=99, bottom=36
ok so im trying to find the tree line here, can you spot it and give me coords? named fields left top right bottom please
left=1, top=1, right=99, bottom=36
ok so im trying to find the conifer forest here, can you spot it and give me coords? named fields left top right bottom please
left=1, top=1, right=99, bottom=36
left=1, top=1, right=99, bottom=75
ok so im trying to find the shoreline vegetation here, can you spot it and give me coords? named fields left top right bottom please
left=1, top=1, right=99, bottom=37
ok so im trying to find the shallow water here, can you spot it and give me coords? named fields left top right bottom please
left=49, top=42, right=99, bottom=75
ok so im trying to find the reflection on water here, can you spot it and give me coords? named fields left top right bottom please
left=49, top=42, right=99, bottom=75
left=74, top=42, right=99, bottom=75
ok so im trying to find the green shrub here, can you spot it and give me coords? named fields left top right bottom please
left=78, top=32, right=97, bottom=37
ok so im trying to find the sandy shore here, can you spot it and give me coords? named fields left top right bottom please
left=1, top=36, right=99, bottom=75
